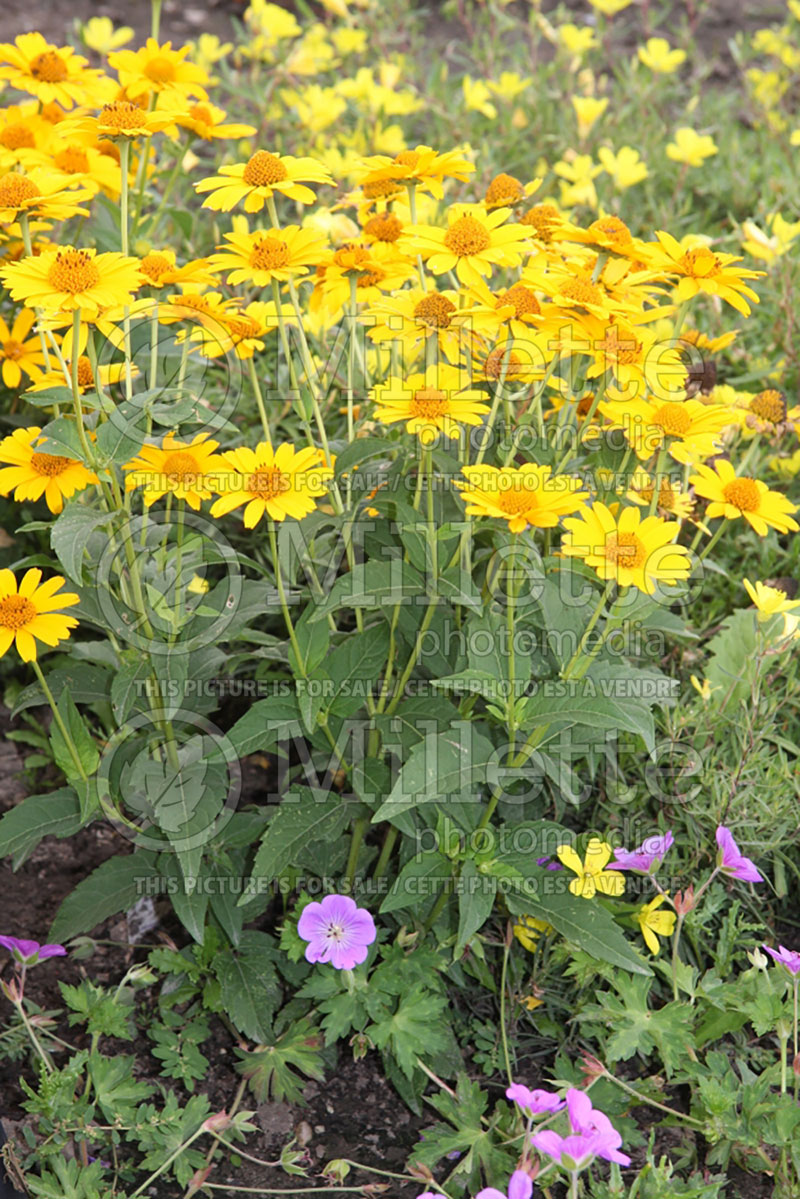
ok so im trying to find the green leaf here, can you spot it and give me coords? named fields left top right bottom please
left=36, top=417, right=87, bottom=462
left=89, top=1052, right=153, bottom=1120
left=0, top=788, right=82, bottom=867
left=334, top=437, right=397, bottom=477
left=50, top=852, right=156, bottom=941
left=326, top=624, right=389, bottom=717
left=456, top=859, right=496, bottom=956
left=12, top=663, right=112, bottom=717
left=380, top=851, right=452, bottom=914
left=50, top=505, right=116, bottom=583
left=309, top=561, right=425, bottom=621
left=214, top=930, right=281, bottom=1042
left=246, top=791, right=351, bottom=898
left=366, top=984, right=449, bottom=1080
left=372, top=724, right=494, bottom=825
left=225, top=694, right=301, bottom=757
left=235, top=1017, right=326, bottom=1104
left=110, top=655, right=151, bottom=723
left=49, top=690, right=99, bottom=782
left=577, top=977, right=688, bottom=1075
left=288, top=604, right=330, bottom=676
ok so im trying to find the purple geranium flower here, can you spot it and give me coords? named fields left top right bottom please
left=530, top=1130, right=600, bottom=1171
left=764, top=944, right=800, bottom=975
left=506, top=1082, right=565, bottom=1115
left=612, top=832, right=674, bottom=873
left=297, top=894, right=376, bottom=970
left=476, top=1169, right=533, bottom=1199
left=0, top=936, right=66, bottom=966
left=565, top=1090, right=631, bottom=1166
left=715, top=827, right=763, bottom=883
left=536, top=856, right=563, bottom=871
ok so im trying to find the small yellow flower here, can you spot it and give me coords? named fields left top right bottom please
left=666, top=127, right=718, bottom=167
left=462, top=76, right=497, bottom=119
left=740, top=213, right=800, bottom=266
left=558, top=23, right=597, bottom=57
left=598, top=145, right=649, bottom=188
left=637, top=37, right=686, bottom=73
left=561, top=503, right=692, bottom=595
left=210, top=442, right=333, bottom=528
left=690, top=674, right=715, bottom=701
left=690, top=461, right=799, bottom=536
left=572, top=95, right=608, bottom=139
left=108, top=38, right=209, bottom=103
left=556, top=838, right=626, bottom=899
left=81, top=16, right=134, bottom=55
left=513, top=915, right=553, bottom=953
left=637, top=894, right=676, bottom=954
left=456, top=463, right=588, bottom=533
left=123, top=433, right=228, bottom=511
left=0, top=568, right=79, bottom=662
left=0, top=426, right=98, bottom=514
left=742, top=578, right=800, bottom=620
left=588, top=0, right=633, bottom=13
left=372, top=363, right=489, bottom=446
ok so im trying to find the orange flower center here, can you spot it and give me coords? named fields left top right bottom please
left=140, top=252, right=172, bottom=283
left=576, top=393, right=595, bottom=419
left=362, top=178, right=402, bottom=200
left=497, top=487, right=536, bottom=516
left=638, top=479, right=676, bottom=510
left=485, top=346, right=523, bottom=380
left=413, top=294, right=456, bottom=329
left=652, top=402, right=691, bottom=437
left=0, top=594, right=36, bottom=630
left=2, top=339, right=23, bottom=361
left=560, top=275, right=602, bottom=308
left=144, top=55, right=177, bottom=84
left=602, top=328, right=641, bottom=364
left=99, top=101, right=146, bottom=132
left=30, top=50, right=68, bottom=83
left=189, top=104, right=213, bottom=124
left=0, top=123, right=35, bottom=150
left=76, top=356, right=94, bottom=388
left=53, top=144, right=90, bottom=173
left=242, top=150, right=289, bottom=187
left=679, top=247, right=720, bottom=278
left=332, top=244, right=372, bottom=271
left=518, top=203, right=560, bottom=240
left=163, top=451, right=201, bottom=482
left=410, top=388, right=449, bottom=418
left=363, top=213, right=402, bottom=242
left=246, top=466, right=289, bottom=500
left=97, top=139, right=121, bottom=163
left=30, top=451, right=75, bottom=476
left=227, top=314, right=260, bottom=339
left=722, top=477, right=760, bottom=512
left=0, top=173, right=40, bottom=208
left=356, top=266, right=385, bottom=289
left=47, top=249, right=100, bottom=294
left=749, top=389, right=785, bottom=424
left=444, top=215, right=490, bottom=257
left=250, top=236, right=290, bottom=271
left=499, top=283, right=540, bottom=318
left=174, top=294, right=211, bottom=314
left=588, top=216, right=632, bottom=246
left=485, top=172, right=523, bottom=206
left=393, top=149, right=420, bottom=169
left=605, top=532, right=647, bottom=569
left=40, top=101, right=66, bottom=124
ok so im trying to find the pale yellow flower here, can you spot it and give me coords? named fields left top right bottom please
left=463, top=76, right=497, bottom=119
left=598, top=145, right=649, bottom=188
left=666, top=127, right=718, bottom=167
left=81, top=16, right=134, bottom=54
left=637, top=37, right=686, bottom=73
left=572, top=95, right=608, bottom=139
left=740, top=213, right=800, bottom=266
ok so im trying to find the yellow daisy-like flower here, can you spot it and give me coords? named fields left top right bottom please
left=401, top=204, right=530, bottom=288
left=310, top=242, right=415, bottom=320
left=123, top=433, right=227, bottom=511
left=195, top=149, right=333, bottom=212
left=561, top=502, right=691, bottom=594
left=29, top=352, right=135, bottom=396
left=0, top=309, right=46, bottom=388
left=162, top=99, right=256, bottom=142
left=108, top=39, right=209, bottom=102
left=625, top=470, right=695, bottom=521
left=598, top=394, right=734, bottom=464
left=742, top=578, right=800, bottom=621
left=138, top=249, right=215, bottom=290
left=456, top=463, right=588, bottom=533
left=209, top=442, right=333, bottom=527
left=483, top=172, right=540, bottom=209
left=62, top=99, right=180, bottom=141
left=0, top=568, right=79, bottom=662
left=637, top=894, right=676, bottom=954
left=371, top=363, right=489, bottom=445
left=0, top=103, right=52, bottom=167
left=0, top=33, right=112, bottom=109
left=0, top=426, right=98, bottom=514
left=513, top=915, right=553, bottom=952
left=650, top=231, right=763, bottom=316
left=207, top=226, right=326, bottom=286
left=0, top=167, right=92, bottom=224
left=43, top=136, right=125, bottom=199
left=556, top=838, right=626, bottom=899
left=366, top=286, right=490, bottom=362
left=689, top=461, right=799, bottom=536
left=355, top=144, right=475, bottom=200
left=190, top=300, right=295, bottom=360
left=1, top=247, right=143, bottom=318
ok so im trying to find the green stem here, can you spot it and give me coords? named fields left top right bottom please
left=172, top=498, right=185, bottom=641
left=671, top=911, right=686, bottom=1002
left=697, top=520, right=726, bottom=563
left=506, top=534, right=518, bottom=762
left=345, top=817, right=368, bottom=889
left=268, top=522, right=303, bottom=671
left=32, top=657, right=88, bottom=783
left=561, top=580, right=615, bottom=680
left=247, top=354, right=272, bottom=445
left=500, top=934, right=513, bottom=1086
left=372, top=826, right=398, bottom=880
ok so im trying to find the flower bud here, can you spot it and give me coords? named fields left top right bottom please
left=202, top=1111, right=232, bottom=1133
left=673, top=885, right=696, bottom=915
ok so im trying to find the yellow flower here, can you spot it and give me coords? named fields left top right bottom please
left=463, top=76, right=497, bottom=120
left=81, top=16, right=134, bottom=55
left=637, top=894, right=676, bottom=954
left=207, top=226, right=326, bottom=286
left=0, top=426, right=98, bottom=514
left=138, top=249, right=215, bottom=290
left=513, top=915, right=553, bottom=952
left=62, top=100, right=179, bottom=141
left=556, top=838, right=626, bottom=899
left=162, top=99, right=256, bottom=142
left=690, top=674, right=715, bottom=701
left=191, top=299, right=295, bottom=360
left=597, top=145, right=649, bottom=188
left=196, top=149, right=333, bottom=211
left=400, top=204, right=529, bottom=288
left=0, top=32, right=112, bottom=108
left=665, top=127, right=718, bottom=167
left=690, top=460, right=799, bottom=536
left=626, top=471, right=695, bottom=521
left=598, top=394, right=731, bottom=464
left=650, top=230, right=763, bottom=316
left=0, top=309, right=46, bottom=387
left=456, top=464, right=588, bottom=533
left=366, top=286, right=494, bottom=362
left=572, top=95, right=608, bottom=139
left=743, top=578, right=800, bottom=620
left=310, top=241, right=415, bottom=320
left=558, top=23, right=597, bottom=57
left=43, top=137, right=126, bottom=199
left=637, top=37, right=686, bottom=73
left=244, top=0, right=301, bottom=47
left=588, top=0, right=633, bottom=13
left=561, top=503, right=692, bottom=594
left=108, top=38, right=209, bottom=102
left=371, top=363, right=489, bottom=445
left=0, top=568, right=79, bottom=662
left=209, top=442, right=333, bottom=528
left=331, top=28, right=368, bottom=56
left=123, top=433, right=227, bottom=510
left=553, top=153, right=603, bottom=208
left=1, top=247, right=143, bottom=318
left=188, top=33, right=233, bottom=73
left=355, top=144, right=475, bottom=200
left=486, top=72, right=531, bottom=101
left=0, top=167, right=92, bottom=224
left=740, top=213, right=800, bottom=266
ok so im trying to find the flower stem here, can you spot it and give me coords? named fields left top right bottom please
left=32, top=659, right=88, bottom=782
left=268, top=522, right=303, bottom=670
left=247, top=353, right=272, bottom=445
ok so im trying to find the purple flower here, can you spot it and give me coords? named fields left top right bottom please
left=476, top=1169, right=533, bottom=1199
left=715, top=827, right=763, bottom=883
left=531, top=1130, right=600, bottom=1171
left=506, top=1082, right=565, bottom=1115
left=297, top=894, right=376, bottom=970
left=764, top=944, right=800, bottom=975
left=536, top=856, right=563, bottom=871
left=612, top=832, right=674, bottom=873
left=0, top=936, right=66, bottom=966
left=565, top=1090, right=630, bottom=1167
